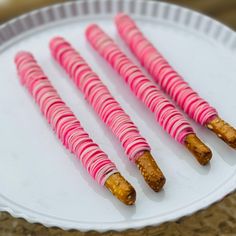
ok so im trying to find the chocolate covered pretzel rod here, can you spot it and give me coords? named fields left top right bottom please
left=86, top=25, right=212, bottom=165
left=49, top=36, right=165, bottom=191
left=15, top=51, right=136, bottom=205
left=115, top=13, right=236, bottom=149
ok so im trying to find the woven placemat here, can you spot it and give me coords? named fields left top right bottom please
left=0, top=0, right=236, bottom=235
left=0, top=193, right=235, bottom=235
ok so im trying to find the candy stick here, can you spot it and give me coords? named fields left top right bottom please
left=115, top=13, right=236, bottom=149
left=49, top=37, right=165, bottom=191
left=86, top=24, right=212, bottom=165
left=15, top=51, right=136, bottom=205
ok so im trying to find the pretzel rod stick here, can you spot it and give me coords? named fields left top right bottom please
left=185, top=134, right=212, bottom=165
left=50, top=37, right=165, bottom=191
left=15, top=51, right=136, bottom=205
left=135, top=151, right=165, bottom=190
left=85, top=25, right=212, bottom=165
left=207, top=117, right=236, bottom=148
left=115, top=13, right=236, bottom=149
left=105, top=173, right=136, bottom=205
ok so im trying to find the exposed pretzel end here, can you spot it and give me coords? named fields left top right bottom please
left=207, top=116, right=236, bottom=149
left=105, top=172, right=136, bottom=205
left=135, top=151, right=166, bottom=192
left=184, top=134, right=212, bottom=165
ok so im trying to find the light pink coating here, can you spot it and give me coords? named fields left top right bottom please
left=115, top=13, right=218, bottom=126
left=86, top=25, right=194, bottom=144
left=49, top=37, right=151, bottom=162
left=15, top=51, right=118, bottom=185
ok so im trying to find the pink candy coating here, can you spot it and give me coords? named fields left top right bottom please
left=49, top=37, right=151, bottom=162
left=86, top=25, right=195, bottom=144
left=115, top=13, right=218, bottom=126
left=15, top=51, right=118, bottom=185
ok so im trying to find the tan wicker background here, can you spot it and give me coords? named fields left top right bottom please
left=0, top=0, right=236, bottom=235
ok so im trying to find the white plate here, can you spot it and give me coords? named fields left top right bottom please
left=0, top=0, right=236, bottom=232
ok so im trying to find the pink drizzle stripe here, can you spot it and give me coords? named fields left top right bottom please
left=15, top=51, right=118, bottom=185
left=49, top=37, right=151, bottom=162
left=115, top=13, right=218, bottom=126
left=86, top=25, right=194, bottom=144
